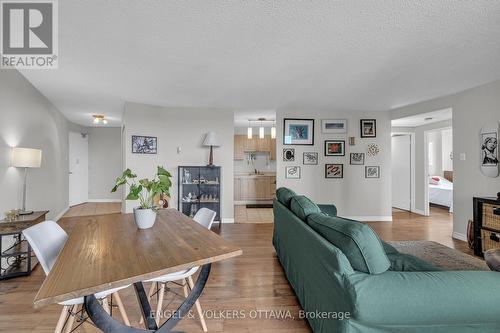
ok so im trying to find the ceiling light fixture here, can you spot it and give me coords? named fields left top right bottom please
left=271, top=121, right=276, bottom=139
left=93, top=114, right=108, bottom=125
left=259, top=118, right=265, bottom=139
left=247, top=121, right=253, bottom=139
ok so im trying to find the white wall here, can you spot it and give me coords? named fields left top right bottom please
left=442, top=128, right=453, bottom=171
left=88, top=127, right=123, bottom=201
left=427, top=130, right=442, bottom=176
left=276, top=109, right=392, bottom=221
left=391, top=79, right=500, bottom=239
left=123, top=102, right=235, bottom=221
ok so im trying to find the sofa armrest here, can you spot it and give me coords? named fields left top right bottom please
left=350, top=270, right=500, bottom=325
left=317, top=204, right=337, bottom=216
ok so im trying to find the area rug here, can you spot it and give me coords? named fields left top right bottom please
left=389, top=241, right=489, bottom=271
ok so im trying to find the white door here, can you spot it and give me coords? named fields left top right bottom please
left=69, top=132, right=89, bottom=206
left=391, top=134, right=411, bottom=211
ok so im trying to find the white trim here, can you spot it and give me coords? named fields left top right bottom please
left=54, top=207, right=70, bottom=221
left=222, top=218, right=234, bottom=224
left=344, top=216, right=393, bottom=222
left=411, top=208, right=427, bottom=216
left=87, top=199, right=122, bottom=203
left=452, top=232, right=467, bottom=242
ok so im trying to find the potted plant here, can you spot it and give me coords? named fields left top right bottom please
left=111, top=166, right=172, bottom=229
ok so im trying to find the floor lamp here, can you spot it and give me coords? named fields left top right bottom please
left=11, top=148, right=42, bottom=215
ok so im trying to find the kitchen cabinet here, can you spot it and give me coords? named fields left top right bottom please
left=234, top=135, right=276, bottom=160
left=270, top=138, right=276, bottom=161
left=234, top=174, right=276, bottom=201
left=234, top=135, right=245, bottom=160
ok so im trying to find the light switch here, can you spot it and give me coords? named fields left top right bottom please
left=460, top=153, right=466, bottom=161
left=177, top=147, right=181, bottom=154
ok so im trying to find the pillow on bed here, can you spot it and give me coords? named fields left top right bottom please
left=429, top=176, right=441, bottom=185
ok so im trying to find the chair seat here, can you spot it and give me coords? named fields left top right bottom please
left=58, top=285, right=130, bottom=306
left=146, top=267, right=199, bottom=283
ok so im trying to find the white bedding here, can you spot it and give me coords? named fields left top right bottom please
left=429, top=179, right=453, bottom=213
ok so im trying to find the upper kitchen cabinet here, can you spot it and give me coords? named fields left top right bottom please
left=234, top=135, right=276, bottom=160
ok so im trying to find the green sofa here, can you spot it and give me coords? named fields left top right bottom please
left=273, top=188, right=500, bottom=333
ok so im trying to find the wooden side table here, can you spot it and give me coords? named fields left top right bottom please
left=0, top=211, right=48, bottom=280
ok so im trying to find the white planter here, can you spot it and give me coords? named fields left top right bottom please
left=133, top=208, right=157, bottom=229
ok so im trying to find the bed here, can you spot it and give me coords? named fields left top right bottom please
left=429, top=175, right=453, bottom=213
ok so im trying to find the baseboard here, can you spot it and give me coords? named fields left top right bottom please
left=222, top=218, right=235, bottom=224
left=452, top=232, right=467, bottom=242
left=344, top=216, right=393, bottom=222
left=54, top=206, right=69, bottom=221
left=411, top=208, right=427, bottom=216
left=87, top=199, right=122, bottom=203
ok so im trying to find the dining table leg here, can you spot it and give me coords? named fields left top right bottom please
left=84, top=264, right=212, bottom=333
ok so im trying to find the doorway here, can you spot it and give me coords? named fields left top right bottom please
left=391, top=134, right=413, bottom=211
left=69, top=132, right=89, bottom=206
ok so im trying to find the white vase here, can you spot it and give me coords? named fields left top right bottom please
left=133, top=208, right=157, bottom=229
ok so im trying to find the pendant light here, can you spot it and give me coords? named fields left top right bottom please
left=247, top=120, right=253, bottom=139
left=259, top=118, right=265, bottom=139
left=271, top=121, right=276, bottom=139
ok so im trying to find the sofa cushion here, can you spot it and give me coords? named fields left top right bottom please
left=290, top=195, right=321, bottom=220
left=307, top=213, right=390, bottom=274
left=276, top=187, right=297, bottom=207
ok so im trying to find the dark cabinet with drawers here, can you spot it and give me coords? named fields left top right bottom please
left=473, top=196, right=500, bottom=256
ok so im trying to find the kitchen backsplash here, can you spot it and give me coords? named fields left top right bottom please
left=234, top=152, right=276, bottom=173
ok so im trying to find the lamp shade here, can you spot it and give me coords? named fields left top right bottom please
left=11, top=148, right=42, bottom=168
left=203, top=132, right=220, bottom=147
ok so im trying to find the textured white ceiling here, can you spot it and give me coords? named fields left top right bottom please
left=20, top=1, right=500, bottom=127
left=391, top=108, right=452, bottom=127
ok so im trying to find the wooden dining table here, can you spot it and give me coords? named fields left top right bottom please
left=34, top=209, right=242, bottom=332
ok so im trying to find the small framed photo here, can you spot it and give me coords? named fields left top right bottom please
left=283, top=118, right=315, bottom=145
left=321, top=119, right=347, bottom=134
left=285, top=166, right=301, bottom=179
left=325, top=140, right=345, bottom=156
left=132, top=135, right=157, bottom=154
left=325, top=164, right=343, bottom=178
left=350, top=153, right=365, bottom=165
left=303, top=152, right=318, bottom=165
left=360, top=119, right=376, bottom=138
left=283, top=148, right=295, bottom=161
left=365, top=166, right=380, bottom=178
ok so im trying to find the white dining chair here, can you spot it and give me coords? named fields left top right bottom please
left=23, top=220, right=131, bottom=333
left=140, top=208, right=217, bottom=331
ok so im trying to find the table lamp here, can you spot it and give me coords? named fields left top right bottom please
left=11, top=147, right=42, bottom=215
left=203, top=132, right=220, bottom=166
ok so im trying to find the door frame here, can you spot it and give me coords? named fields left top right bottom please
left=392, top=131, right=415, bottom=213
left=424, top=126, right=452, bottom=216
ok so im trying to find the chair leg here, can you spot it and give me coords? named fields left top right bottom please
left=187, top=276, right=208, bottom=332
left=102, top=297, right=110, bottom=315
left=113, top=292, right=131, bottom=326
left=64, top=304, right=79, bottom=333
left=140, top=283, right=158, bottom=325
left=54, top=305, right=69, bottom=333
left=155, top=283, right=166, bottom=325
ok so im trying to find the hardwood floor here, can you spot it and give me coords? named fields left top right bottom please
left=0, top=205, right=475, bottom=332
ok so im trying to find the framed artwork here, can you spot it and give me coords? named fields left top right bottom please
left=132, top=135, right=157, bottom=154
left=285, top=166, right=301, bottom=179
left=365, top=166, right=380, bottom=178
left=283, top=148, right=295, bottom=161
left=325, top=164, right=343, bottom=178
left=283, top=118, right=315, bottom=145
left=303, top=152, right=318, bottom=165
left=481, top=132, right=498, bottom=167
left=321, top=119, right=347, bottom=134
left=360, top=119, right=377, bottom=138
left=325, top=140, right=345, bottom=156
left=350, top=153, right=365, bottom=165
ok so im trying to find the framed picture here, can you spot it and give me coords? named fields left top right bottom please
left=350, top=153, right=365, bottom=165
left=325, top=140, right=345, bottom=156
left=285, top=166, right=301, bottom=179
left=303, top=152, right=318, bottom=165
left=325, top=164, right=343, bottom=178
left=283, top=118, right=314, bottom=145
left=360, top=119, right=376, bottom=138
left=132, top=135, right=157, bottom=154
left=321, top=119, right=347, bottom=134
left=365, top=166, right=380, bottom=178
left=283, top=148, right=295, bottom=162
left=481, top=132, right=498, bottom=167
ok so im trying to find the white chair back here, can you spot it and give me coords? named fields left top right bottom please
left=193, top=208, right=216, bottom=230
left=22, top=220, right=68, bottom=275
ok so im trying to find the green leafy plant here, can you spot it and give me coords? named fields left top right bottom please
left=111, top=166, right=172, bottom=210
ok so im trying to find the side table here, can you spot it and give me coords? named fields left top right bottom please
left=0, top=211, right=48, bottom=280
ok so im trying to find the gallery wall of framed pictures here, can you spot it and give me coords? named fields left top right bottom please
left=281, top=116, right=382, bottom=181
